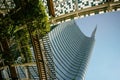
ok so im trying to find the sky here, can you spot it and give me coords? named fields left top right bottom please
left=75, top=11, right=120, bottom=80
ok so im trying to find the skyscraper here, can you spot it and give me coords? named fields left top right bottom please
left=43, top=20, right=96, bottom=80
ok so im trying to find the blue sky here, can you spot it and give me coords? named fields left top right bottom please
left=75, top=11, right=120, bottom=80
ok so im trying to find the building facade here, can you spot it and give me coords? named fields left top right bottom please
left=43, top=20, right=96, bottom=80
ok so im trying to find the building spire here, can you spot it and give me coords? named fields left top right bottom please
left=91, top=26, right=97, bottom=37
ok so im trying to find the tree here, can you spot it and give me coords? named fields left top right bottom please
left=0, top=0, right=50, bottom=79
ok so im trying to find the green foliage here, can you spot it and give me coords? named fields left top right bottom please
left=27, top=0, right=50, bottom=36
left=13, top=28, right=32, bottom=62
left=0, top=16, right=14, bottom=38
left=11, top=0, right=50, bottom=35
left=0, top=0, right=50, bottom=65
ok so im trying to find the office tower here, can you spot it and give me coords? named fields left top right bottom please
left=43, top=20, right=96, bottom=80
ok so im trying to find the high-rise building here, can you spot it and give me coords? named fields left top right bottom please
left=43, top=20, right=96, bottom=80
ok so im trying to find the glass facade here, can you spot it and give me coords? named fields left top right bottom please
left=43, top=20, right=95, bottom=80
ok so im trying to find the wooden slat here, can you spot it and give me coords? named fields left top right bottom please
left=50, top=1, right=120, bottom=24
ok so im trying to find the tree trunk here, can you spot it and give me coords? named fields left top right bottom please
left=0, top=70, right=3, bottom=80
left=9, top=65, right=18, bottom=80
left=28, top=27, right=47, bottom=80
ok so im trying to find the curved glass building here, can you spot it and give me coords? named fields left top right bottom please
left=43, top=20, right=96, bottom=80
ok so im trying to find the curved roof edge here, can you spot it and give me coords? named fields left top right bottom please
left=49, top=20, right=96, bottom=39
left=74, top=20, right=97, bottom=39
